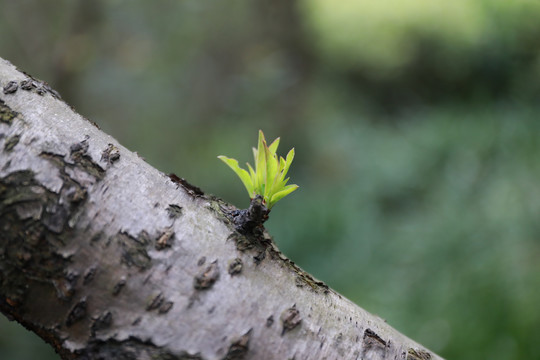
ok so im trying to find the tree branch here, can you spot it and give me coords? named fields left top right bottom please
left=0, top=57, right=442, bottom=360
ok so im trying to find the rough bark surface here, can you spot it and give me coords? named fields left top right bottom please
left=0, top=57, right=443, bottom=360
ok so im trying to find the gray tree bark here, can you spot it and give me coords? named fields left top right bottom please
left=0, top=57, right=442, bottom=360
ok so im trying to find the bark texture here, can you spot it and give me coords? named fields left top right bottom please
left=0, top=57, right=442, bottom=360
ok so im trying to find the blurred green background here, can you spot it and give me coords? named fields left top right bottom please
left=1, top=0, right=540, bottom=359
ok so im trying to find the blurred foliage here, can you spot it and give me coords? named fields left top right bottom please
left=0, top=316, right=58, bottom=360
left=302, top=0, right=540, bottom=108
left=1, top=0, right=539, bottom=359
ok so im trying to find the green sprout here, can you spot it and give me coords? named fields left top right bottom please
left=218, top=130, right=299, bottom=209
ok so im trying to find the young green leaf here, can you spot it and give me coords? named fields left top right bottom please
left=217, top=156, right=254, bottom=196
left=269, top=184, right=299, bottom=207
left=218, top=130, right=298, bottom=209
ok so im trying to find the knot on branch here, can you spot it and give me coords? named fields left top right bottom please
left=232, top=195, right=269, bottom=236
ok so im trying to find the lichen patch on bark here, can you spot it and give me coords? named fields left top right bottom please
left=222, top=328, right=252, bottom=360
left=83, top=266, right=97, bottom=285
left=407, top=348, right=433, bottom=360
left=158, top=301, right=174, bottom=314
left=280, top=305, right=302, bottom=335
left=100, top=143, right=121, bottom=165
left=0, top=98, right=18, bottom=125
left=167, top=204, right=183, bottom=219
left=112, top=278, right=126, bottom=296
left=227, top=258, right=243, bottom=276
left=75, top=337, right=205, bottom=360
left=146, top=293, right=165, bottom=311
left=91, top=311, right=113, bottom=336
left=2, top=80, right=18, bottom=94
left=116, top=231, right=153, bottom=271
left=362, top=328, right=388, bottom=358
left=69, top=137, right=106, bottom=180
left=6, top=76, right=62, bottom=99
left=0, top=170, right=82, bottom=305
left=3, top=134, right=20, bottom=152
left=155, top=228, right=175, bottom=250
left=193, top=260, right=220, bottom=290
left=66, top=297, right=88, bottom=327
